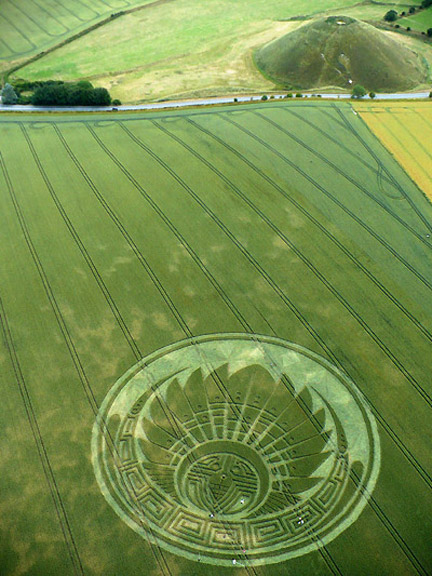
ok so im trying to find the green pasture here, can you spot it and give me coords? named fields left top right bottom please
left=0, top=100, right=432, bottom=575
left=399, top=7, right=432, bottom=31
left=9, top=0, right=432, bottom=103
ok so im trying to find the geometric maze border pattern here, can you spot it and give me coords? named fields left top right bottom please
left=92, top=334, right=381, bottom=566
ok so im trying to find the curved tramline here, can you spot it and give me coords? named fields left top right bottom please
left=0, top=101, right=431, bottom=576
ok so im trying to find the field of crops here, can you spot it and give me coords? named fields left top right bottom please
left=355, top=101, right=432, bottom=203
left=0, top=0, right=154, bottom=66
left=0, top=100, right=431, bottom=576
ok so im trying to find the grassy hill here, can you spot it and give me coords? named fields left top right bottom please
left=8, top=0, right=432, bottom=103
left=255, top=15, right=428, bottom=92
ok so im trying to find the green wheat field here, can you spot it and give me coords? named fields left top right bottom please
left=1, top=100, right=432, bottom=576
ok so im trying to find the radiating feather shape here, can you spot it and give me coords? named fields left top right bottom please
left=134, top=364, right=334, bottom=515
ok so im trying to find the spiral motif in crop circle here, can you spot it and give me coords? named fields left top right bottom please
left=92, top=334, right=380, bottom=566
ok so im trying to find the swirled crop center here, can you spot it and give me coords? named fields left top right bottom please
left=92, top=334, right=380, bottom=566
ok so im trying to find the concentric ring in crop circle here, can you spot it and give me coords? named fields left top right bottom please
left=92, top=333, right=380, bottom=566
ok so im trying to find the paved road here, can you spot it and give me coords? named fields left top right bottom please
left=0, top=91, right=430, bottom=113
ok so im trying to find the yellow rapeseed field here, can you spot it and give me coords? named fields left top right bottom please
left=355, top=101, right=432, bottom=202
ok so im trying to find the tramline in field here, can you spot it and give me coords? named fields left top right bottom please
left=0, top=99, right=431, bottom=575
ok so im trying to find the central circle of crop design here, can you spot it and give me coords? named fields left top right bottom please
left=92, top=334, right=380, bottom=566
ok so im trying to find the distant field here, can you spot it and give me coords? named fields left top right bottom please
left=399, top=7, right=432, bottom=32
left=0, top=0, right=155, bottom=67
left=1, top=101, right=432, bottom=575
left=355, top=101, right=432, bottom=202
left=8, top=0, right=431, bottom=103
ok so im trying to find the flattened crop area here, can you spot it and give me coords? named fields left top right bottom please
left=0, top=101, right=431, bottom=576
left=355, top=101, right=432, bottom=203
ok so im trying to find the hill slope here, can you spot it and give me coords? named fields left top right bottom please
left=255, top=16, right=428, bottom=91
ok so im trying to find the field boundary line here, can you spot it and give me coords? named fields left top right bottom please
left=262, top=109, right=431, bottom=244
left=283, top=108, right=403, bottom=197
left=166, top=114, right=432, bottom=454
left=221, top=114, right=432, bottom=294
left=333, top=104, right=432, bottom=231
left=187, top=116, right=432, bottom=344
left=184, top=115, right=432, bottom=486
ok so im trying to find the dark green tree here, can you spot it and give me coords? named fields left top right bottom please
left=384, top=9, right=398, bottom=22
left=89, top=87, right=111, bottom=106
left=351, top=84, right=367, bottom=99
left=1, top=83, right=18, bottom=105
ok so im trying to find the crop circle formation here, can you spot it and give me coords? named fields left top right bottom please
left=92, top=334, right=380, bottom=566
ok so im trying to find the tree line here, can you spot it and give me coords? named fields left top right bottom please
left=384, top=1, right=432, bottom=37
left=1, top=80, right=120, bottom=106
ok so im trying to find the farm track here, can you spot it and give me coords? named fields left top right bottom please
left=21, top=125, right=143, bottom=361
left=414, top=108, right=432, bottom=131
left=2, top=0, right=177, bottom=67
left=282, top=108, right=400, bottom=194
left=52, top=124, right=189, bottom=339
left=8, top=0, right=62, bottom=38
left=382, top=111, right=432, bottom=177
left=22, top=0, right=70, bottom=32
left=144, top=120, right=339, bottom=366
left=0, top=153, right=84, bottom=576
left=96, top=119, right=428, bottom=575
left=0, top=11, right=37, bottom=52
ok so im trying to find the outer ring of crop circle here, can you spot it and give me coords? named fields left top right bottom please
left=92, top=333, right=381, bottom=566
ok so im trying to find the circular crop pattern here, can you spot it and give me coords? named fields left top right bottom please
left=92, top=334, right=380, bottom=566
